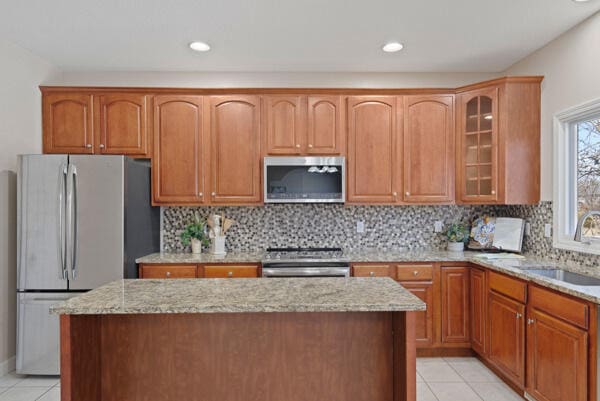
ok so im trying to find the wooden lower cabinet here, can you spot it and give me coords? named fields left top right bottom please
left=488, top=291, right=525, bottom=388
left=527, top=307, right=588, bottom=401
left=401, top=281, right=434, bottom=347
left=138, top=264, right=197, bottom=279
left=440, top=266, right=470, bottom=345
left=202, top=264, right=259, bottom=278
left=470, top=267, right=487, bottom=355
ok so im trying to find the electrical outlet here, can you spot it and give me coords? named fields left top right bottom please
left=434, top=221, right=444, bottom=233
left=544, top=224, right=552, bottom=238
left=525, top=222, right=531, bottom=236
left=356, top=221, right=365, bottom=233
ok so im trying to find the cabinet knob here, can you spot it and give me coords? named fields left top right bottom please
left=295, top=144, right=301, bottom=148
left=211, top=192, right=216, bottom=196
left=198, top=192, right=203, bottom=197
left=413, top=271, right=419, bottom=276
left=405, top=192, right=410, bottom=196
left=527, top=318, right=535, bottom=325
left=166, top=271, right=171, bottom=278
left=369, top=271, right=375, bottom=277
left=393, top=192, right=398, bottom=197
left=491, top=190, right=496, bottom=195
left=308, top=144, right=313, bottom=148
left=516, top=312, right=522, bottom=319
left=227, top=271, right=233, bottom=277
left=99, top=144, right=105, bottom=149
left=86, top=144, right=92, bottom=148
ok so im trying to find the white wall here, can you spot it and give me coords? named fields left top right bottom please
left=51, top=71, right=495, bottom=89
left=503, top=11, right=600, bottom=201
left=0, top=39, right=61, bottom=172
left=0, top=39, right=59, bottom=372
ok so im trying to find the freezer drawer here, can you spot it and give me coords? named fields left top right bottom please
left=16, top=292, right=77, bottom=375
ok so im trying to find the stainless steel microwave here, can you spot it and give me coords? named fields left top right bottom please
left=264, top=156, right=345, bottom=203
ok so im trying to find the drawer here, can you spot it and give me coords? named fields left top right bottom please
left=139, top=265, right=197, bottom=279
left=203, top=265, right=259, bottom=278
left=529, top=285, right=589, bottom=330
left=489, top=271, right=527, bottom=303
left=396, top=264, right=434, bottom=281
left=353, top=265, right=393, bottom=277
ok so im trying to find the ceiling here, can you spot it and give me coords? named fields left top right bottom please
left=1, top=0, right=599, bottom=73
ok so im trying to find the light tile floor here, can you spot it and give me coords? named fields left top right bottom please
left=418, top=357, right=525, bottom=401
left=0, top=357, right=523, bottom=401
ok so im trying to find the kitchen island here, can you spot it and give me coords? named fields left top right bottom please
left=51, top=278, right=425, bottom=401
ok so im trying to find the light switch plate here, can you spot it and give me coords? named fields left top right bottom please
left=544, top=224, right=552, bottom=238
left=356, top=221, right=365, bottom=233
left=434, top=221, right=444, bottom=233
left=525, top=222, right=531, bottom=236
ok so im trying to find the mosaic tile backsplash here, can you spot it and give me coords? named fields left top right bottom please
left=162, top=204, right=506, bottom=252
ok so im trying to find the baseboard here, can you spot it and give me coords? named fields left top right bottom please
left=417, top=347, right=474, bottom=357
left=0, top=356, right=15, bottom=376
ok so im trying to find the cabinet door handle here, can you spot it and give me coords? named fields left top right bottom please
left=198, top=192, right=203, bottom=197
left=516, top=312, right=522, bottom=319
left=295, top=144, right=301, bottom=148
left=527, top=318, right=535, bottom=325
left=308, top=144, right=313, bottom=148
left=86, top=144, right=92, bottom=148
left=99, top=144, right=105, bottom=149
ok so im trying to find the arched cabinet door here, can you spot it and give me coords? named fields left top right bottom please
left=347, top=96, right=399, bottom=204
left=43, top=92, right=94, bottom=154
left=307, top=96, right=343, bottom=155
left=209, top=96, right=261, bottom=204
left=96, top=93, right=150, bottom=157
left=263, top=95, right=306, bottom=154
left=152, top=95, right=205, bottom=205
left=402, top=95, right=454, bottom=203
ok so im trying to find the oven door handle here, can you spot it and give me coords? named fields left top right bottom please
left=262, top=267, right=350, bottom=277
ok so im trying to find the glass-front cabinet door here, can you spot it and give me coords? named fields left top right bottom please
left=459, top=87, right=499, bottom=203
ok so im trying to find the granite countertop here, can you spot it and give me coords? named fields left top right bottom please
left=50, top=277, right=426, bottom=315
left=136, top=252, right=264, bottom=264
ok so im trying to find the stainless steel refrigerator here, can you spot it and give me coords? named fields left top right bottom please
left=16, top=155, right=159, bottom=375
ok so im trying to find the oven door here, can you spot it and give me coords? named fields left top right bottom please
left=262, top=266, right=350, bottom=278
left=264, top=156, right=345, bottom=203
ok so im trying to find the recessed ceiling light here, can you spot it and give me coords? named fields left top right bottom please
left=189, top=41, right=211, bottom=52
left=572, top=0, right=591, bottom=2
left=382, top=42, right=404, bottom=53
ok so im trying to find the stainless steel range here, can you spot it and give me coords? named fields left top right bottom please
left=261, top=247, right=350, bottom=277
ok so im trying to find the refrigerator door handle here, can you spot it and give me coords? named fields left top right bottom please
left=58, top=164, right=68, bottom=280
left=66, top=163, right=79, bottom=281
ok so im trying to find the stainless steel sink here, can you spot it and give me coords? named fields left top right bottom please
left=526, top=269, right=600, bottom=286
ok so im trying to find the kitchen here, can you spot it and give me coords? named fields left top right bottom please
left=2, top=1, right=600, bottom=401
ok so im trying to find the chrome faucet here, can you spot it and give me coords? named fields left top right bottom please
left=574, top=210, right=600, bottom=242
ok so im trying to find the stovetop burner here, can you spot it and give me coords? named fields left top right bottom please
left=264, top=247, right=344, bottom=261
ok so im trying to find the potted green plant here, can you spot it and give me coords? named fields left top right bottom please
left=446, top=222, right=469, bottom=252
left=180, top=212, right=210, bottom=254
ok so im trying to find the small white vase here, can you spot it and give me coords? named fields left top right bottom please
left=447, top=241, right=464, bottom=252
left=191, top=238, right=202, bottom=254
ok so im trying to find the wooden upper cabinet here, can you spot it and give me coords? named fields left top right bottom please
left=263, top=96, right=306, bottom=155
left=440, top=266, right=470, bottom=344
left=95, top=93, right=150, bottom=157
left=208, top=96, right=261, bottom=204
left=43, top=92, right=94, bottom=154
left=402, top=95, right=454, bottom=203
left=306, top=96, right=344, bottom=155
left=152, top=95, right=205, bottom=205
left=456, top=77, right=541, bottom=204
left=347, top=96, right=399, bottom=204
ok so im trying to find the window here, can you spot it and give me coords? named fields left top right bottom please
left=554, top=98, right=600, bottom=254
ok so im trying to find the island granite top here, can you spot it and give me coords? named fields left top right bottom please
left=50, top=277, right=426, bottom=315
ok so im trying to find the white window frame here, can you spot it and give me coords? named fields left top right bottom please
left=553, top=97, right=600, bottom=255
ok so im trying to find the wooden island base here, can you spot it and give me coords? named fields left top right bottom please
left=60, top=311, right=416, bottom=401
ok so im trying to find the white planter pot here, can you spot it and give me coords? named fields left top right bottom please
left=191, top=238, right=202, bottom=254
left=447, top=241, right=464, bottom=252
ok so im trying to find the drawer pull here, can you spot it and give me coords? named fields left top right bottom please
left=166, top=271, right=171, bottom=278
left=227, top=271, right=233, bottom=277
left=369, top=271, right=375, bottom=277
left=413, top=271, right=419, bottom=276
left=86, top=144, right=92, bottom=148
